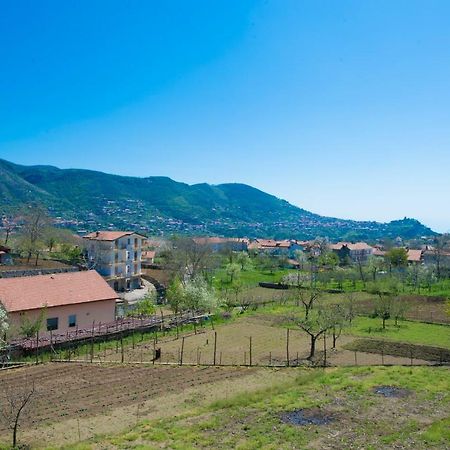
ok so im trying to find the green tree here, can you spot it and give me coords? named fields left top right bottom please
left=0, top=304, right=9, bottom=349
left=385, top=247, right=408, bottom=270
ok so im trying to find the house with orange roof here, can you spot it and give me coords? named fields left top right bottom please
left=330, top=242, right=374, bottom=263
left=83, top=231, right=147, bottom=291
left=0, top=270, right=118, bottom=338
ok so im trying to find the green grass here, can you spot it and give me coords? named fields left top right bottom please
left=213, top=266, right=294, bottom=289
left=347, top=316, right=450, bottom=348
left=57, top=366, right=449, bottom=450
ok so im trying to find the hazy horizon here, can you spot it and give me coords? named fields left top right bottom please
left=1, top=1, right=449, bottom=232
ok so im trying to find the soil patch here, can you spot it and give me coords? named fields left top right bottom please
left=280, top=407, right=334, bottom=426
left=344, top=338, right=450, bottom=362
left=373, top=385, right=411, bottom=398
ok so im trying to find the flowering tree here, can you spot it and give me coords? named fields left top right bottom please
left=0, top=304, right=9, bottom=349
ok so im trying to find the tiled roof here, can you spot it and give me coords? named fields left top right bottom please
left=331, top=242, right=373, bottom=251
left=407, top=249, right=423, bottom=262
left=0, top=270, right=118, bottom=313
left=83, top=231, right=146, bottom=241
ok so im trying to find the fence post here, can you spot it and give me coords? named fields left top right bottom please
left=120, top=333, right=124, bottom=363
left=249, top=336, right=252, bottom=367
left=35, top=331, right=39, bottom=365
left=213, top=331, right=217, bottom=365
left=180, top=337, right=185, bottom=366
left=269, top=352, right=272, bottom=366
left=354, top=351, right=358, bottom=365
left=286, top=328, right=290, bottom=367
left=323, top=333, right=327, bottom=368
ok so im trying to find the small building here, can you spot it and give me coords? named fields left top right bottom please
left=0, top=245, right=13, bottom=265
left=0, top=270, right=118, bottom=338
left=83, top=231, right=147, bottom=291
left=406, top=249, right=423, bottom=264
left=330, top=242, right=374, bottom=263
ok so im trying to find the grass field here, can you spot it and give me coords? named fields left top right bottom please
left=57, top=365, right=449, bottom=450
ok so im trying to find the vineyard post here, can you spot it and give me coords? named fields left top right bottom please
left=35, top=331, right=39, bottom=365
left=286, top=328, right=290, bottom=367
left=354, top=351, right=358, bottom=365
left=180, top=337, right=185, bottom=366
left=213, top=331, right=217, bottom=365
left=381, top=344, right=384, bottom=365
left=249, top=336, right=252, bottom=367
left=323, top=332, right=327, bottom=368
left=160, top=309, right=164, bottom=335
left=269, top=351, right=272, bottom=366
left=120, top=333, right=124, bottom=363
left=210, top=316, right=215, bottom=330
left=410, top=347, right=413, bottom=366
left=132, top=332, right=135, bottom=349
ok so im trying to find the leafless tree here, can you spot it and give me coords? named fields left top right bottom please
left=291, top=302, right=337, bottom=360
left=297, top=288, right=321, bottom=320
left=1, top=378, right=36, bottom=448
left=2, top=216, right=14, bottom=246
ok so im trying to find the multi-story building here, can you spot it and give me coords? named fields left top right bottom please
left=83, top=231, right=147, bottom=291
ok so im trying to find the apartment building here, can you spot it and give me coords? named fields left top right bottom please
left=83, top=231, right=147, bottom=291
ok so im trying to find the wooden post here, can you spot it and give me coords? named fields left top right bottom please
left=354, top=351, right=358, bottom=365
left=180, top=337, right=185, bottom=366
left=410, top=347, right=413, bottom=366
left=219, top=351, right=223, bottom=365
left=213, top=331, right=217, bottom=365
left=132, top=332, right=135, bottom=349
left=210, top=316, right=215, bottom=330
left=381, top=345, right=385, bottom=365
left=269, top=352, right=272, bottom=366
left=286, top=328, right=290, bottom=367
left=323, top=332, right=327, bottom=368
left=249, top=336, right=252, bottom=367
left=120, top=333, right=124, bottom=363
left=35, top=331, right=39, bottom=365
left=196, top=347, right=200, bottom=365
left=194, top=321, right=197, bottom=335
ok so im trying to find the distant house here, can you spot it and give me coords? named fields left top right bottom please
left=406, top=249, right=423, bottom=264
left=141, top=250, right=156, bottom=264
left=248, top=239, right=302, bottom=258
left=83, top=231, right=147, bottom=291
left=193, top=237, right=249, bottom=252
left=330, top=242, right=374, bottom=263
left=0, top=270, right=118, bottom=338
left=0, top=245, right=13, bottom=265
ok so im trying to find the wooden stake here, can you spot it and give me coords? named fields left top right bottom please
left=213, top=331, right=217, bottom=365
left=180, top=337, right=185, bottom=366
left=286, top=328, right=290, bottom=367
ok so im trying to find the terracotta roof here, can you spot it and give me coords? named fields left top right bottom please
left=407, top=249, right=423, bottom=262
left=142, top=250, right=156, bottom=260
left=83, top=231, right=146, bottom=241
left=373, top=248, right=386, bottom=257
left=0, top=270, right=118, bottom=313
left=331, top=242, right=373, bottom=251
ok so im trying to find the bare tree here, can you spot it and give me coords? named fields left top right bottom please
left=2, top=216, right=14, bottom=246
left=297, top=288, right=321, bottom=320
left=291, top=303, right=337, bottom=360
left=1, top=379, right=36, bottom=448
left=433, top=234, right=450, bottom=279
left=18, top=205, right=51, bottom=265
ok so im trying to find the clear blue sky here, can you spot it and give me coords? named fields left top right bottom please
left=1, top=1, right=449, bottom=232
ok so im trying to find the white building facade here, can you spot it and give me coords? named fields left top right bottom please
left=83, top=231, right=147, bottom=291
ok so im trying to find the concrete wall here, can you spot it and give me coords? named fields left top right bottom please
left=8, top=299, right=117, bottom=339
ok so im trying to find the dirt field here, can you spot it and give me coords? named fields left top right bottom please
left=0, top=363, right=284, bottom=448
left=95, top=315, right=431, bottom=367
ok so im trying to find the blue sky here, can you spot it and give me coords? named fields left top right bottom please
left=1, top=0, right=449, bottom=232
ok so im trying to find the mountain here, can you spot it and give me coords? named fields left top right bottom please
left=0, top=159, right=436, bottom=240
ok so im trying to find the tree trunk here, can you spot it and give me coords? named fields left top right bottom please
left=382, top=316, right=386, bottom=329
left=308, top=334, right=317, bottom=360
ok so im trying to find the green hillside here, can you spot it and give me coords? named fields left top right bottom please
left=0, top=159, right=436, bottom=239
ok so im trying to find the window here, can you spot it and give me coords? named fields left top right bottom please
left=134, top=238, right=138, bottom=247
left=126, top=251, right=130, bottom=260
left=68, top=314, right=77, bottom=327
left=46, top=317, right=59, bottom=331
left=134, top=251, right=137, bottom=260
left=128, top=238, right=131, bottom=245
